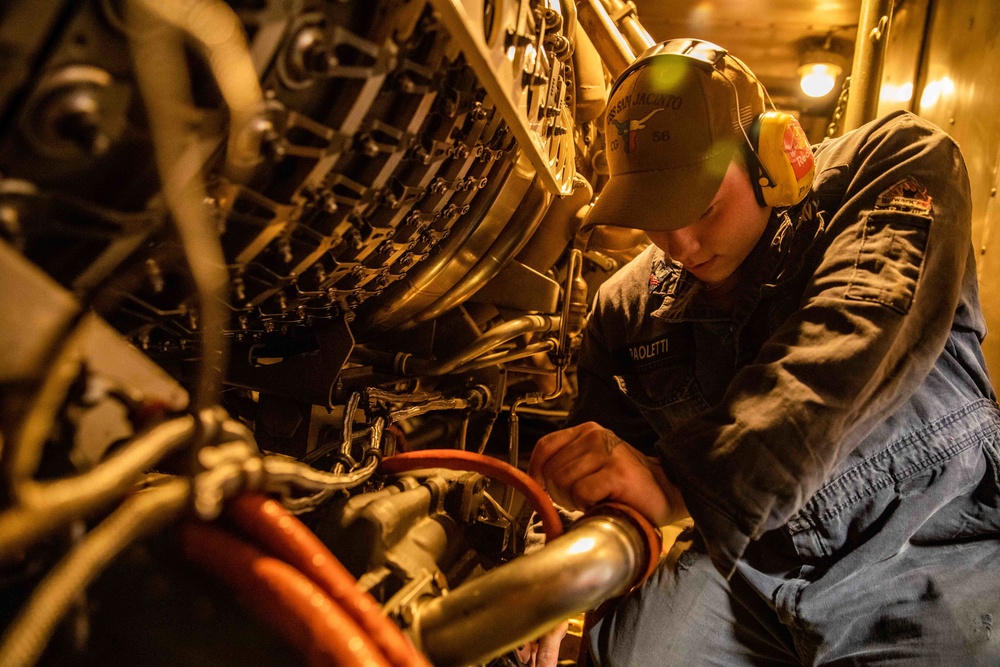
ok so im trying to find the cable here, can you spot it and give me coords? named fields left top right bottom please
left=5, top=318, right=88, bottom=489
left=398, top=315, right=561, bottom=376
left=181, top=521, right=391, bottom=667
left=126, top=0, right=237, bottom=417
left=0, top=478, right=190, bottom=667
left=379, top=450, right=563, bottom=541
left=264, top=452, right=380, bottom=496
left=227, top=495, right=431, bottom=667
left=0, top=413, right=203, bottom=556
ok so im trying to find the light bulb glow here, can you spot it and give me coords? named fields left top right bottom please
left=798, top=63, right=840, bottom=98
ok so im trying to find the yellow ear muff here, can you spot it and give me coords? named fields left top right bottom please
left=754, top=112, right=816, bottom=207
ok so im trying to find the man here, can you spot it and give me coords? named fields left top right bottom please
left=528, top=39, right=1000, bottom=665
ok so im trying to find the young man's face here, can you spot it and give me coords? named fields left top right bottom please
left=646, top=160, right=772, bottom=289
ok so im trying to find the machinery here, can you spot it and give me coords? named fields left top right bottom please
left=0, top=1, right=663, bottom=664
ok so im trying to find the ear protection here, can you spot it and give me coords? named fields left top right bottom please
left=746, top=110, right=816, bottom=208
left=612, top=39, right=816, bottom=208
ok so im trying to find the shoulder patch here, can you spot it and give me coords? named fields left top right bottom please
left=648, top=256, right=669, bottom=293
left=875, top=177, right=932, bottom=214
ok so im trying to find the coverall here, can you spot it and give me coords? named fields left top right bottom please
left=573, top=111, right=1000, bottom=664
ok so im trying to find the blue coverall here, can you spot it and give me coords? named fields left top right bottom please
left=573, top=111, right=1000, bottom=665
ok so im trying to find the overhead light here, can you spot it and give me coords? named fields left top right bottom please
left=797, top=35, right=849, bottom=99
left=798, top=62, right=842, bottom=97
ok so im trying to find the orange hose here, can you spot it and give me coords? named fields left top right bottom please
left=379, top=450, right=564, bottom=541
left=226, top=495, right=431, bottom=667
left=181, top=522, right=390, bottom=667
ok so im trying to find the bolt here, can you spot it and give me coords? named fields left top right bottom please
left=278, top=235, right=293, bottom=263
left=145, top=258, right=164, bottom=294
left=344, top=228, right=363, bottom=251
left=233, top=276, right=246, bottom=302
left=268, top=139, right=288, bottom=159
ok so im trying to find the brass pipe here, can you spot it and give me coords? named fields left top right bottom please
left=412, top=511, right=656, bottom=666
left=398, top=315, right=561, bottom=376
left=597, top=0, right=654, bottom=54
left=843, top=0, right=895, bottom=132
left=575, top=0, right=634, bottom=77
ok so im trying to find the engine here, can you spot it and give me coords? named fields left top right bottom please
left=0, top=1, right=661, bottom=665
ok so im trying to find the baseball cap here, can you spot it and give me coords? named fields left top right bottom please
left=584, top=39, right=765, bottom=232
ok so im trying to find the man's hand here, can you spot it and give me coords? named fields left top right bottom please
left=528, top=422, right=688, bottom=527
left=513, top=621, right=568, bottom=667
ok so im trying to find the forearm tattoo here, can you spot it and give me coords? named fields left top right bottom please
left=602, top=430, right=621, bottom=455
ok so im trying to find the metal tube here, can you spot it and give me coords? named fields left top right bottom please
left=126, top=2, right=231, bottom=417
left=413, top=513, right=649, bottom=666
left=400, top=315, right=561, bottom=376
left=843, top=0, right=895, bottom=132
left=597, top=0, right=654, bottom=54
left=0, top=414, right=200, bottom=557
left=0, top=478, right=190, bottom=667
left=575, top=0, right=634, bottom=77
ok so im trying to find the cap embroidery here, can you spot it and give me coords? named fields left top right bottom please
left=610, top=108, right=665, bottom=153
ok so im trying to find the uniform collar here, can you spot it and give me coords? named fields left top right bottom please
left=649, top=196, right=822, bottom=324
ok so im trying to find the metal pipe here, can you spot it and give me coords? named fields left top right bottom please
left=449, top=340, right=556, bottom=374
left=559, top=0, right=577, bottom=50
left=126, top=1, right=231, bottom=418
left=5, top=319, right=88, bottom=489
left=0, top=414, right=202, bottom=557
left=399, top=315, right=561, bottom=376
left=597, top=0, right=654, bottom=54
left=129, top=0, right=264, bottom=180
left=0, top=478, right=190, bottom=667
left=575, top=0, right=634, bottom=77
left=843, top=0, right=895, bottom=132
left=412, top=512, right=654, bottom=666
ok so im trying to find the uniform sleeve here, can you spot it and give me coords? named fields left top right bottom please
left=659, top=113, right=975, bottom=577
